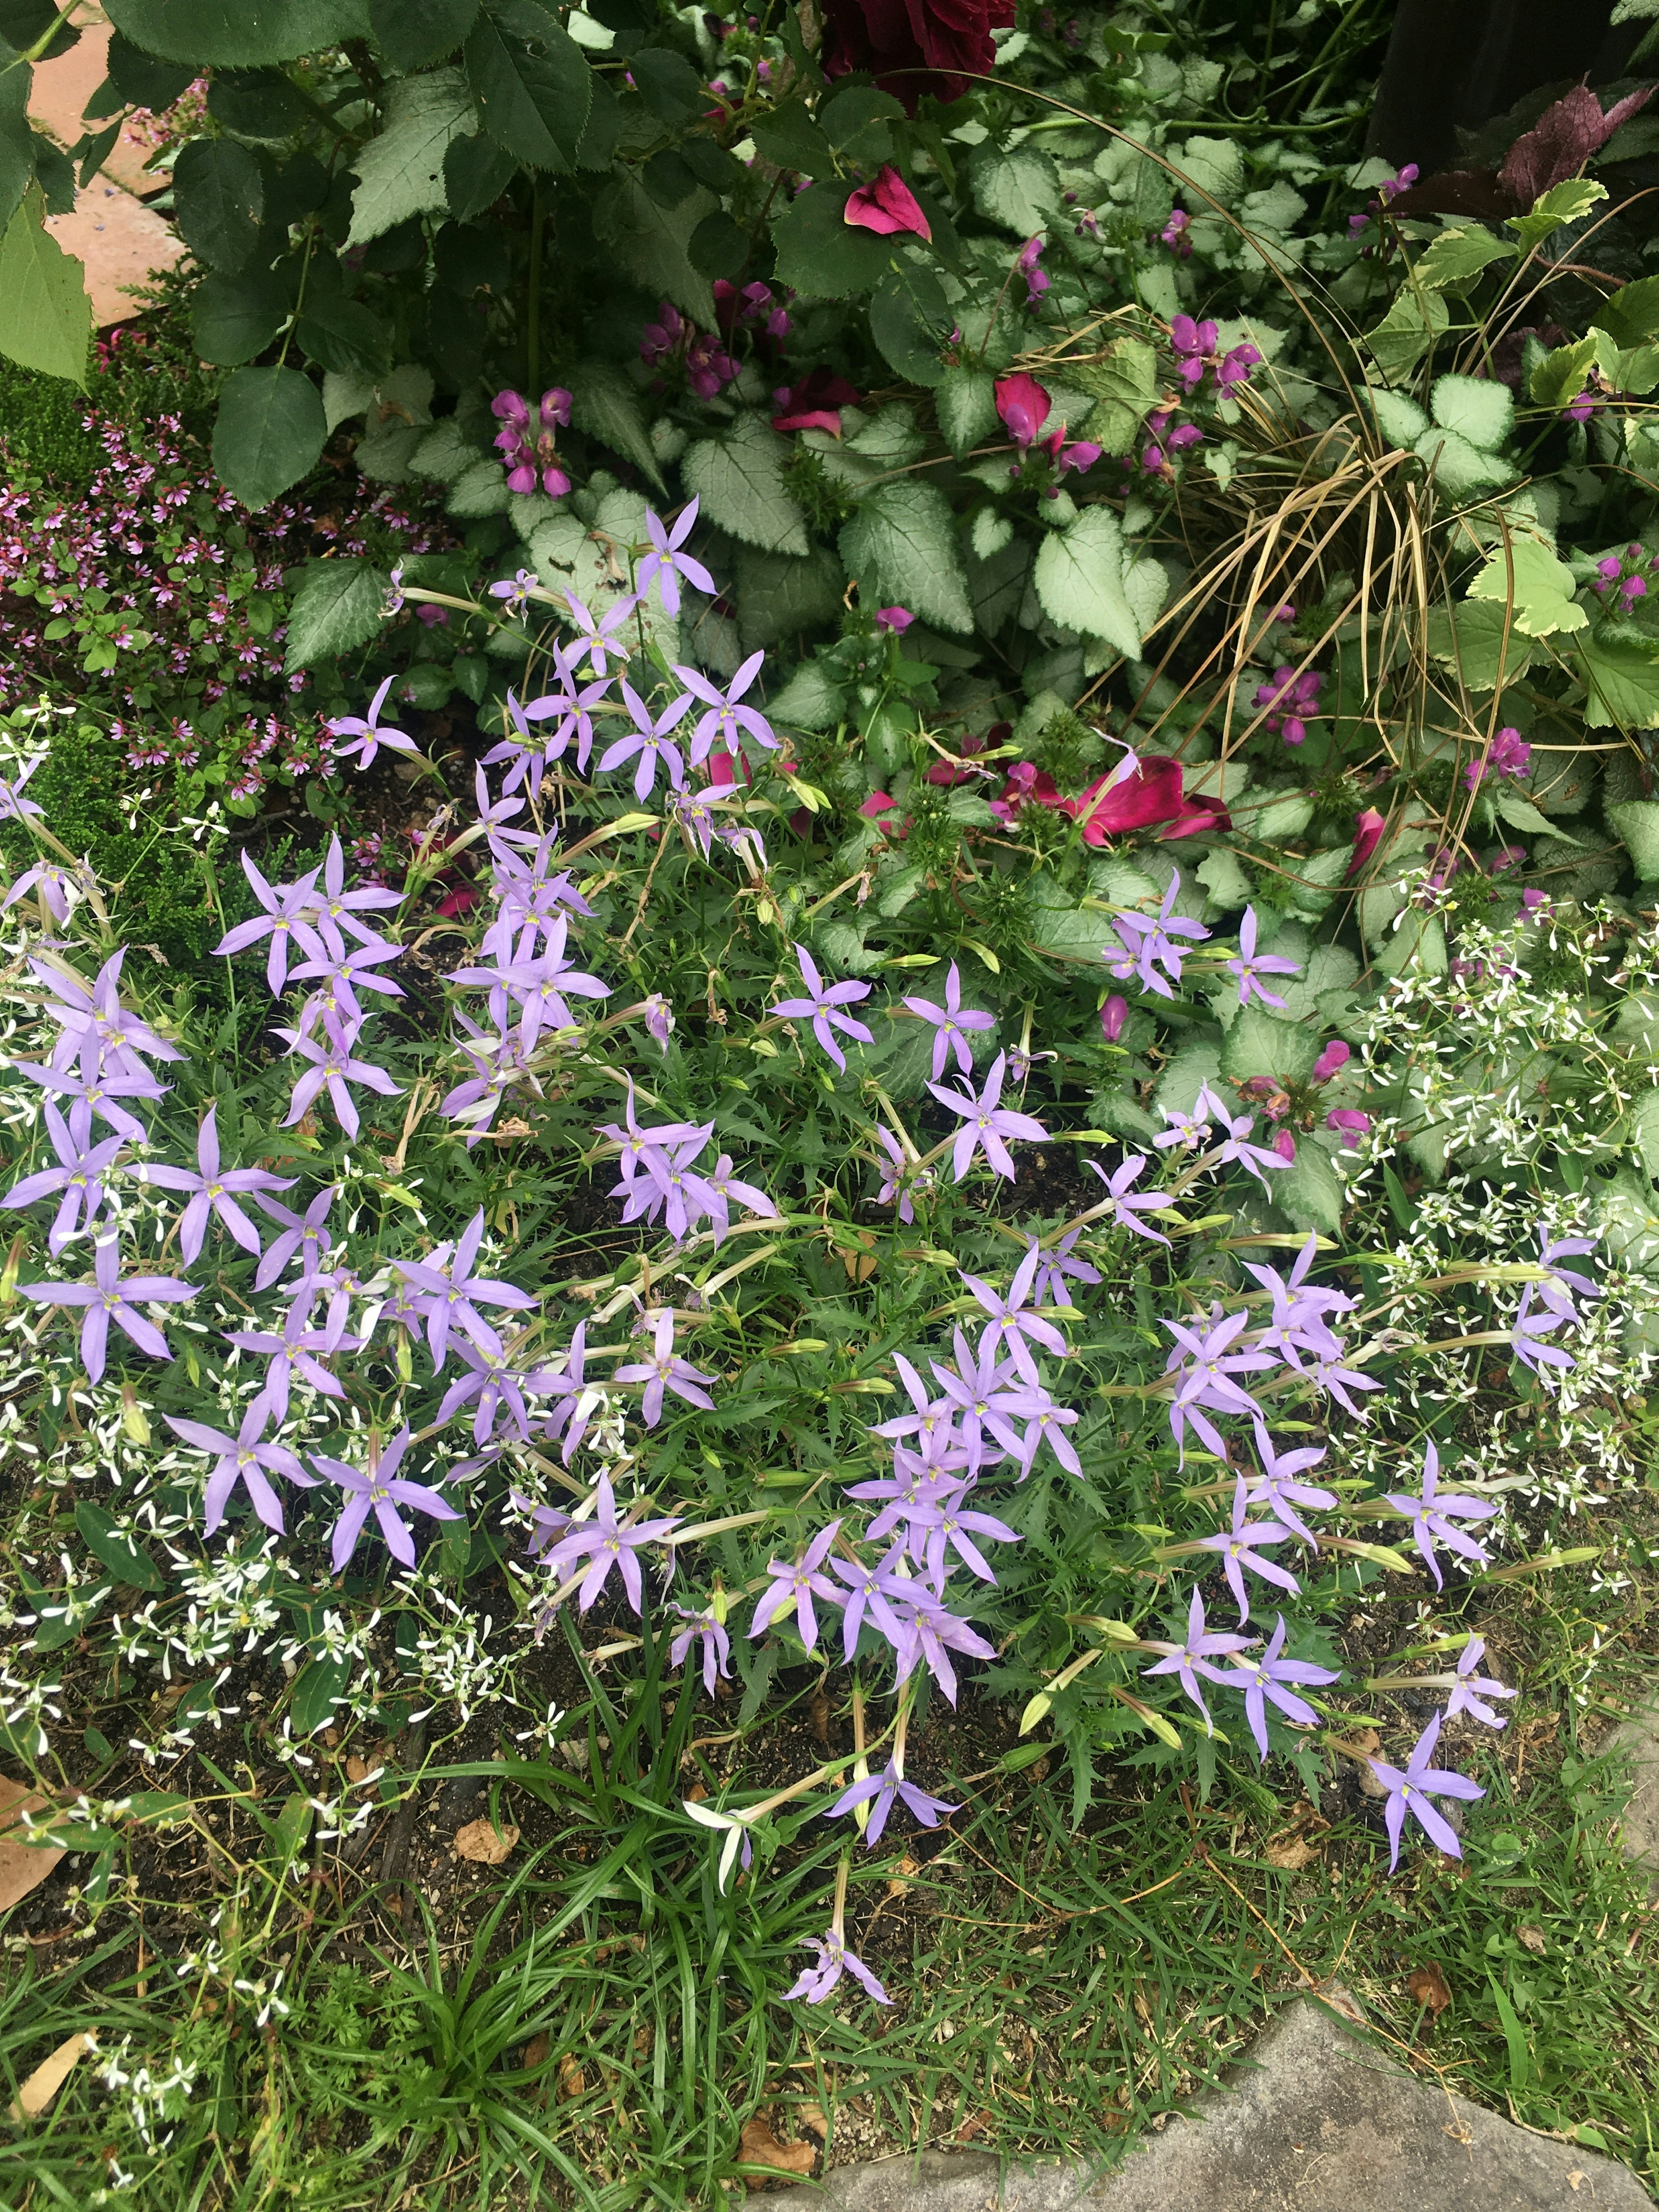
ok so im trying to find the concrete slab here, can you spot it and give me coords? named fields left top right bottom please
left=27, top=8, right=165, bottom=199
left=1606, top=1701, right=1659, bottom=1885
left=768, top=1993, right=1649, bottom=2212
left=43, top=180, right=181, bottom=329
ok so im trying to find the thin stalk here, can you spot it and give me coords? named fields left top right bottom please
left=527, top=184, right=546, bottom=400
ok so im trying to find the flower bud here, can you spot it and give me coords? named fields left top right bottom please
left=120, top=1383, right=151, bottom=1446
left=1100, top=994, right=1129, bottom=1042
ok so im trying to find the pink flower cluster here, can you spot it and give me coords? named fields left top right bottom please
left=1593, top=544, right=1653, bottom=608
left=1464, top=725, right=1532, bottom=793
left=1349, top=163, right=1418, bottom=236
left=491, top=388, right=573, bottom=498
left=1170, top=314, right=1260, bottom=394
left=1252, top=664, right=1323, bottom=746
left=640, top=302, right=738, bottom=399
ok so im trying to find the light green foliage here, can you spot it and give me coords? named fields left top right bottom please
left=840, top=478, right=972, bottom=633
left=346, top=69, right=476, bottom=245
left=682, top=413, right=809, bottom=556
left=1467, top=540, right=1589, bottom=638
left=0, top=188, right=89, bottom=385
left=1034, top=505, right=1142, bottom=658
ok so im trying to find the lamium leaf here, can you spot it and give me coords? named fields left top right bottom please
left=1033, top=505, right=1141, bottom=658
left=839, top=479, right=973, bottom=635
left=464, top=0, right=591, bottom=172
left=1430, top=372, right=1513, bottom=451
left=211, top=364, right=327, bottom=507
left=1467, top=538, right=1588, bottom=639
left=970, top=144, right=1061, bottom=235
left=568, top=359, right=665, bottom=492
left=1609, top=799, right=1659, bottom=875
left=368, top=0, right=478, bottom=71
left=105, top=0, right=369, bottom=67
left=936, top=365, right=997, bottom=459
left=1414, top=224, right=1515, bottom=292
left=0, top=187, right=89, bottom=384
left=346, top=67, right=475, bottom=245
left=682, top=412, right=809, bottom=556
left=1582, top=632, right=1659, bottom=729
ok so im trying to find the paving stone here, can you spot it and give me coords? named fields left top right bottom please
left=28, top=8, right=165, bottom=199
left=1606, top=1701, right=1659, bottom=1885
left=44, top=180, right=182, bottom=330
left=768, top=1993, right=1648, bottom=2212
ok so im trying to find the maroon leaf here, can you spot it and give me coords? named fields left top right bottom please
left=1497, top=82, right=1656, bottom=207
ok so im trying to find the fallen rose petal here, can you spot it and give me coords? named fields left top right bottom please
left=844, top=165, right=932, bottom=240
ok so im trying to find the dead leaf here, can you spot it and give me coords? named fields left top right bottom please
left=686, top=1780, right=709, bottom=1803
left=1264, top=1805, right=1330, bottom=1870
left=521, top=2032, right=550, bottom=2070
left=955, top=2109, right=992, bottom=2142
left=454, top=1818, right=519, bottom=1865
left=885, top=1854, right=920, bottom=1898
left=345, top=1756, right=371, bottom=1784
left=9, top=2031, right=91, bottom=2120
left=0, top=1777, right=61, bottom=1913
left=1407, top=1962, right=1452, bottom=2019
left=739, top=2116, right=816, bottom=2188
left=797, top=2103, right=829, bottom=2140
left=1517, top=1925, right=1547, bottom=1955
left=557, top=2052, right=585, bottom=2101
left=1347, top=1729, right=1387, bottom=1797
left=809, top=1688, right=830, bottom=1744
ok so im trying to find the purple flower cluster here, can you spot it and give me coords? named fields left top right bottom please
left=1252, top=663, right=1323, bottom=746
left=640, top=300, right=737, bottom=399
left=491, top=388, right=574, bottom=499
left=1170, top=314, right=1260, bottom=394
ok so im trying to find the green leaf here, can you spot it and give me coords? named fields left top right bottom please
left=105, top=30, right=194, bottom=107
left=594, top=167, right=716, bottom=326
left=628, top=44, right=701, bottom=124
left=1414, top=223, right=1515, bottom=292
left=1221, top=1006, right=1319, bottom=1083
left=1430, top=372, right=1512, bottom=450
left=0, top=54, right=33, bottom=233
left=1576, top=629, right=1659, bottom=729
left=568, top=357, right=664, bottom=492
left=74, top=1499, right=165, bottom=1592
left=465, top=0, right=591, bottom=172
left=1632, top=1087, right=1659, bottom=1179
left=0, top=187, right=89, bottom=384
left=1466, top=538, right=1588, bottom=639
left=770, top=178, right=893, bottom=302
left=682, top=412, right=808, bottom=556
left=1074, top=335, right=1158, bottom=454
left=296, top=291, right=392, bottom=377
left=1610, top=799, right=1659, bottom=876
left=1033, top=505, right=1141, bottom=658
left=1528, top=333, right=1597, bottom=409
left=192, top=267, right=290, bottom=365
left=1363, top=286, right=1449, bottom=386
left=689, top=210, right=748, bottom=280
left=749, top=97, right=833, bottom=177
left=212, top=364, right=327, bottom=507
left=734, top=542, right=843, bottom=648
left=1415, top=423, right=1514, bottom=496
left=346, top=68, right=475, bottom=245
left=444, top=127, right=516, bottom=219
left=369, top=0, right=477, bottom=70
left=0, top=0, right=76, bottom=59
left=970, top=144, right=1061, bottom=235
left=869, top=264, right=950, bottom=387
left=1424, top=597, right=1541, bottom=690
left=284, top=558, right=391, bottom=670
left=840, top=479, right=972, bottom=635
left=1494, top=788, right=1585, bottom=843
left=207, top=67, right=311, bottom=139
left=1592, top=273, right=1659, bottom=350
left=767, top=658, right=847, bottom=731
left=936, top=365, right=996, bottom=458
left=105, top=0, right=367, bottom=67
left=1275, top=1141, right=1345, bottom=1236
left=409, top=414, right=479, bottom=480
left=172, top=137, right=264, bottom=273
left=290, top=1660, right=349, bottom=1737
left=1512, top=176, right=1606, bottom=253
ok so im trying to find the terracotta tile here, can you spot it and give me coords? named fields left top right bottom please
left=29, top=8, right=172, bottom=197
left=44, top=181, right=182, bottom=330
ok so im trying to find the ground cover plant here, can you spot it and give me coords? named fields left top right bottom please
left=9, top=0, right=1659, bottom=2205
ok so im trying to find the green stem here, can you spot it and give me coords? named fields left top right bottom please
left=527, top=183, right=546, bottom=400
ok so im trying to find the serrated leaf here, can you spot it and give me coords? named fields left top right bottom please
left=1593, top=272, right=1659, bottom=349
left=682, top=413, right=808, bottom=555
left=1414, top=223, right=1516, bottom=291
left=1415, top=423, right=1514, bottom=496
left=346, top=68, right=475, bottom=246
left=368, top=0, right=477, bottom=71
left=971, top=507, right=1013, bottom=559
left=1033, top=505, right=1141, bottom=657
left=105, top=0, right=364, bottom=65
left=73, top=1500, right=165, bottom=1592
left=1424, top=597, right=1541, bottom=690
left=1363, top=286, right=1449, bottom=386
left=1467, top=538, right=1588, bottom=638
left=971, top=144, right=1061, bottom=235
left=295, top=291, right=392, bottom=378
left=869, top=264, right=950, bottom=387
left=1609, top=799, right=1659, bottom=876
left=767, top=659, right=846, bottom=731
left=1512, top=176, right=1607, bottom=253
left=170, top=134, right=264, bottom=272
left=569, top=358, right=664, bottom=492
left=839, top=479, right=972, bottom=635
left=1072, top=335, right=1158, bottom=454
left=936, top=364, right=996, bottom=459
left=465, top=0, right=591, bottom=173
left=1632, top=1087, right=1659, bottom=1179
left=1430, top=372, right=1512, bottom=451
left=594, top=166, right=716, bottom=325
left=212, top=364, right=326, bottom=508
left=749, top=97, right=833, bottom=176
left=409, top=416, right=477, bottom=481
left=448, top=455, right=511, bottom=514
left=0, top=188, right=89, bottom=385
left=1529, top=333, right=1597, bottom=408
left=1576, top=630, right=1659, bottom=730
left=284, top=559, right=390, bottom=671
left=0, top=57, right=33, bottom=235
left=734, top=543, right=843, bottom=647
left=770, top=177, right=894, bottom=302
left=1494, top=788, right=1584, bottom=842
left=1274, top=1141, right=1344, bottom=1236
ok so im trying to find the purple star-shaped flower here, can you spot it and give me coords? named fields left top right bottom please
left=1226, top=907, right=1301, bottom=1011
left=1365, top=1713, right=1485, bottom=1869
left=540, top=1472, right=682, bottom=1611
left=1383, top=1440, right=1497, bottom=1590
left=1141, top=1583, right=1254, bottom=1727
left=903, top=961, right=995, bottom=1081
left=1220, top=1614, right=1340, bottom=1757
left=1104, top=874, right=1210, bottom=1000
left=276, top=1027, right=402, bottom=1141
left=1243, top=1423, right=1337, bottom=1547
left=827, top=1756, right=959, bottom=1847
left=136, top=1106, right=295, bottom=1264
left=1193, top=1476, right=1301, bottom=1622
left=872, top=1125, right=919, bottom=1224
left=1086, top=1152, right=1173, bottom=1247
left=395, top=1207, right=537, bottom=1370
left=1442, top=1636, right=1517, bottom=1729
left=749, top=1521, right=845, bottom=1650
left=214, top=854, right=325, bottom=995
left=1162, top=1307, right=1279, bottom=1462
left=166, top=1402, right=315, bottom=1536
left=958, top=1243, right=1067, bottom=1387
left=637, top=496, right=716, bottom=618
left=2, top=1101, right=125, bottom=1255
left=325, top=674, right=421, bottom=772
left=312, top=1427, right=464, bottom=1574
left=670, top=649, right=779, bottom=765
left=670, top=1603, right=732, bottom=1694
left=613, top=1307, right=718, bottom=1425
left=1027, top=1227, right=1101, bottom=1308
left=927, top=1052, right=1048, bottom=1182
left=597, top=680, right=692, bottom=800
left=783, top=1928, right=891, bottom=2006
left=563, top=589, right=639, bottom=679
left=21, top=1238, right=194, bottom=1382
left=772, top=944, right=874, bottom=1074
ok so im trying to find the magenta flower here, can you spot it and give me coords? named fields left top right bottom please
left=772, top=943, right=874, bottom=1073
left=637, top=496, right=717, bottom=618
left=995, top=370, right=1051, bottom=448
left=1383, top=1441, right=1497, bottom=1589
left=1227, top=908, right=1301, bottom=1011
left=927, top=1052, right=1048, bottom=1182
left=136, top=1106, right=295, bottom=1263
left=671, top=649, right=779, bottom=765
left=312, top=1427, right=462, bottom=1575
left=325, top=674, right=420, bottom=772
left=1141, top=1585, right=1253, bottom=1728
left=21, top=1238, right=194, bottom=1382
left=492, top=386, right=573, bottom=498
left=1464, top=725, right=1532, bottom=792
left=875, top=605, right=913, bottom=632
left=1253, top=664, right=1323, bottom=746
left=166, top=1402, right=314, bottom=1537
left=1161, top=206, right=1191, bottom=257
left=1365, top=1714, right=1484, bottom=1869
left=1220, top=1615, right=1340, bottom=1757
left=903, top=960, right=995, bottom=1080
left=640, top=300, right=685, bottom=368
left=1017, top=233, right=1049, bottom=306
left=783, top=1928, right=891, bottom=2005
left=844, top=163, right=931, bottom=240
left=1100, top=994, right=1129, bottom=1042
left=613, top=1308, right=717, bottom=1425
left=537, top=1471, right=682, bottom=1612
